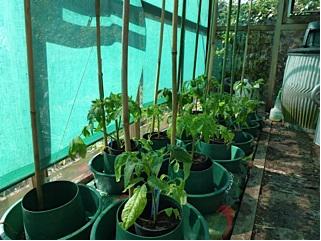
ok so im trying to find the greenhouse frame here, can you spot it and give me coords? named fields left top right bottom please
left=0, top=0, right=319, bottom=240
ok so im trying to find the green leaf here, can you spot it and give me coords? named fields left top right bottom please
left=164, top=207, right=173, bottom=217
left=121, top=185, right=147, bottom=230
left=68, top=136, right=87, bottom=159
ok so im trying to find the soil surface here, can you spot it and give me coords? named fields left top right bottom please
left=252, top=123, right=320, bottom=240
left=191, top=153, right=211, bottom=171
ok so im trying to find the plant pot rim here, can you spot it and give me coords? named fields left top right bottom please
left=90, top=200, right=210, bottom=240
left=89, top=153, right=121, bottom=178
left=187, top=162, right=231, bottom=198
left=243, top=121, right=260, bottom=129
left=211, top=145, right=245, bottom=163
left=232, top=132, right=254, bottom=145
left=21, top=180, right=79, bottom=214
left=116, top=195, right=183, bottom=239
left=0, top=184, right=102, bottom=240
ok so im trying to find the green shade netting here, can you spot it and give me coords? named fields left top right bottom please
left=0, top=0, right=208, bottom=192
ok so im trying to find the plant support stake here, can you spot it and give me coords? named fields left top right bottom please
left=121, top=0, right=131, bottom=152
left=152, top=0, right=166, bottom=131
left=192, top=0, right=202, bottom=80
left=240, top=0, right=253, bottom=96
left=221, top=0, right=233, bottom=93
left=206, top=0, right=218, bottom=95
left=230, top=0, right=241, bottom=94
left=177, top=0, right=186, bottom=91
left=171, top=0, right=179, bottom=146
left=95, top=0, right=109, bottom=150
left=24, top=0, right=44, bottom=210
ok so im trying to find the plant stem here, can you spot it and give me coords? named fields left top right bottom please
left=191, top=138, right=196, bottom=160
left=115, top=119, right=121, bottom=148
left=121, top=0, right=131, bottom=197
left=157, top=114, right=161, bottom=138
left=24, top=0, right=44, bottom=210
left=152, top=0, right=166, bottom=131
left=170, top=0, right=179, bottom=147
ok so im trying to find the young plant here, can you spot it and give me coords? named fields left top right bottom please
left=143, top=103, right=168, bottom=138
left=114, top=140, right=192, bottom=230
left=68, top=93, right=141, bottom=159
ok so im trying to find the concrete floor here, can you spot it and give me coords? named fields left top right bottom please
left=252, top=123, right=320, bottom=240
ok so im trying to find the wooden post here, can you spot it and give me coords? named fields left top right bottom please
left=121, top=0, right=131, bottom=151
left=152, top=0, right=166, bottom=131
left=95, top=0, right=108, bottom=149
left=192, top=0, right=202, bottom=80
left=267, top=0, right=285, bottom=109
left=171, top=0, right=179, bottom=146
left=178, top=0, right=186, bottom=91
left=240, top=0, right=253, bottom=89
left=24, top=0, right=44, bottom=209
left=220, top=0, right=233, bottom=93
left=230, top=0, right=241, bottom=94
left=206, top=0, right=218, bottom=95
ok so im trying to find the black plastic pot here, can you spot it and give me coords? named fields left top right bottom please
left=89, top=153, right=124, bottom=194
left=247, top=112, right=264, bottom=130
left=115, top=195, right=184, bottom=239
left=232, top=131, right=254, bottom=156
left=21, top=181, right=86, bottom=239
left=143, top=131, right=170, bottom=150
left=1, top=183, right=101, bottom=240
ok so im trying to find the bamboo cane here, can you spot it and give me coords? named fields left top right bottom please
left=95, top=0, right=109, bottom=150
left=206, top=0, right=218, bottom=95
left=220, top=0, right=233, bottom=93
left=152, top=0, right=166, bottom=132
left=121, top=0, right=131, bottom=151
left=230, top=0, right=241, bottom=94
left=205, top=0, right=213, bottom=71
left=192, top=0, right=202, bottom=80
left=177, top=0, right=186, bottom=92
left=24, top=0, right=44, bottom=210
left=240, top=0, right=253, bottom=96
left=171, top=0, right=179, bottom=146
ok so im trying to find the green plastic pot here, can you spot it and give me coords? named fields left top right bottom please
left=212, top=146, right=245, bottom=173
left=197, top=141, right=231, bottom=160
left=187, top=162, right=233, bottom=214
left=169, top=153, right=215, bottom=195
left=104, top=140, right=138, bottom=174
left=143, top=131, right=170, bottom=150
left=22, top=181, right=86, bottom=239
left=89, top=153, right=124, bottom=195
left=185, top=159, right=214, bottom=195
left=242, top=121, right=260, bottom=138
left=0, top=184, right=102, bottom=240
left=115, top=195, right=184, bottom=239
left=247, top=112, right=264, bottom=130
left=90, top=200, right=210, bottom=240
left=232, top=131, right=254, bottom=156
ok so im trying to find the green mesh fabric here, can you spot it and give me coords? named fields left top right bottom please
left=0, top=0, right=208, bottom=192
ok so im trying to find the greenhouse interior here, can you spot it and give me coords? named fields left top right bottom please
left=0, top=0, right=320, bottom=240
